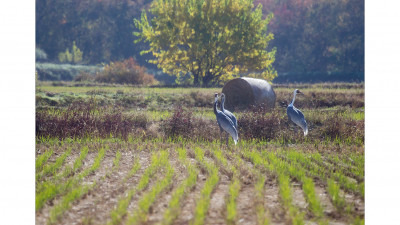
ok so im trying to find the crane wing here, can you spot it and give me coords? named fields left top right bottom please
left=287, top=106, right=308, bottom=135
left=217, top=112, right=238, bottom=144
left=223, top=110, right=238, bottom=129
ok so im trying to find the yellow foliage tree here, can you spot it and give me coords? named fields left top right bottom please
left=72, top=41, right=83, bottom=63
left=134, top=0, right=277, bottom=86
left=58, top=41, right=83, bottom=64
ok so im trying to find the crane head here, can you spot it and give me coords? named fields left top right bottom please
left=296, top=89, right=303, bottom=95
left=214, top=93, right=219, bottom=102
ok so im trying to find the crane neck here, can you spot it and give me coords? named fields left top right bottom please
left=213, top=96, right=218, bottom=115
left=289, top=90, right=297, bottom=106
left=221, top=95, right=226, bottom=111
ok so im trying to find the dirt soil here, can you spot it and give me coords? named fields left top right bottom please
left=36, top=144, right=364, bottom=225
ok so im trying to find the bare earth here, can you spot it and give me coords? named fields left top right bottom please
left=36, top=142, right=364, bottom=225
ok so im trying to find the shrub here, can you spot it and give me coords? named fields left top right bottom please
left=161, top=106, right=194, bottom=139
left=238, top=108, right=284, bottom=141
left=58, top=41, right=83, bottom=64
left=36, top=99, right=149, bottom=139
left=131, top=113, right=149, bottom=129
left=95, top=58, right=157, bottom=85
left=189, top=91, right=213, bottom=107
left=74, top=72, right=95, bottom=82
left=321, top=113, right=364, bottom=141
left=191, top=116, right=220, bottom=142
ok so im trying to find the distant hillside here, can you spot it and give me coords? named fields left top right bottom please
left=36, top=0, right=364, bottom=83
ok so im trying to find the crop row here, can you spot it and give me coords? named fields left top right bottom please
left=36, top=137, right=364, bottom=224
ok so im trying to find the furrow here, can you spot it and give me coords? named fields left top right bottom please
left=191, top=147, right=220, bottom=225
left=204, top=174, right=230, bottom=225
left=235, top=184, right=257, bottom=225
left=263, top=179, right=286, bottom=225
left=107, top=150, right=166, bottom=225
left=47, top=147, right=108, bottom=224
left=126, top=153, right=174, bottom=225
left=57, top=149, right=140, bottom=224
left=173, top=159, right=207, bottom=224
left=35, top=146, right=94, bottom=217
left=146, top=156, right=187, bottom=224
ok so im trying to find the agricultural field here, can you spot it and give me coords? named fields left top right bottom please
left=35, top=82, right=364, bottom=225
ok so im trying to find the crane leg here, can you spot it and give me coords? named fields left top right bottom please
left=288, top=119, right=294, bottom=133
left=226, top=133, right=229, bottom=147
left=220, top=129, right=224, bottom=148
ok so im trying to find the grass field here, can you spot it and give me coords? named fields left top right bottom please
left=35, top=82, right=364, bottom=225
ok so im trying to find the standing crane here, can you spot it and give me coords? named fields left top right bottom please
left=220, top=93, right=238, bottom=129
left=287, top=89, right=308, bottom=136
left=214, top=93, right=238, bottom=146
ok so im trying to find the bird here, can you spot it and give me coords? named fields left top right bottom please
left=220, top=93, right=238, bottom=129
left=287, top=89, right=308, bottom=136
left=213, top=93, right=238, bottom=146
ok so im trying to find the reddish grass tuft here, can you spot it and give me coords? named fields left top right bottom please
left=36, top=99, right=149, bottom=139
left=161, top=106, right=194, bottom=139
left=238, top=108, right=284, bottom=141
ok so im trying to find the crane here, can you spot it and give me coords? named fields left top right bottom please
left=287, top=89, right=308, bottom=136
left=220, top=93, right=238, bottom=129
left=214, top=93, right=238, bottom=146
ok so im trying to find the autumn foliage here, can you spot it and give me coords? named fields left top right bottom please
left=134, top=0, right=277, bottom=86
left=95, top=58, right=156, bottom=85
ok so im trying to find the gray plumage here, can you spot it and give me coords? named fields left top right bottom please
left=220, top=93, right=238, bottom=129
left=287, top=89, right=308, bottom=136
left=214, top=93, right=238, bottom=145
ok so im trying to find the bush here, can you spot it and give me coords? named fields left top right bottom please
left=95, top=58, right=157, bottom=85
left=58, top=41, right=83, bottom=64
left=161, top=106, right=194, bottom=139
left=191, top=116, right=220, bottom=142
left=321, top=113, right=364, bottom=141
left=238, top=108, right=285, bottom=141
left=74, top=72, right=95, bottom=82
left=161, top=106, right=220, bottom=142
left=36, top=99, right=149, bottom=139
left=189, top=91, right=213, bottom=107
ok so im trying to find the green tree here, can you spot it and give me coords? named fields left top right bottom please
left=58, top=41, right=83, bottom=64
left=134, top=0, right=277, bottom=86
left=72, top=41, right=83, bottom=64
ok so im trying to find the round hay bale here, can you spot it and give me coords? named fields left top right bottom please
left=222, top=77, right=276, bottom=111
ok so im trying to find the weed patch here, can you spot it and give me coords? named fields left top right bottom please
left=36, top=99, right=149, bottom=139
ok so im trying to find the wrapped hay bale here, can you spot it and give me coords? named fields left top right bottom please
left=222, top=77, right=276, bottom=111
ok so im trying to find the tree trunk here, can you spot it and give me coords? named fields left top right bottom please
left=202, top=71, right=214, bottom=87
left=193, top=73, right=199, bottom=86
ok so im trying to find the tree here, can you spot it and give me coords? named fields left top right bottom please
left=256, top=0, right=364, bottom=82
left=134, top=0, right=277, bottom=87
left=58, top=41, right=83, bottom=64
left=36, top=0, right=153, bottom=64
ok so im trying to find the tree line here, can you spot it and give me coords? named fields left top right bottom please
left=36, top=0, right=364, bottom=84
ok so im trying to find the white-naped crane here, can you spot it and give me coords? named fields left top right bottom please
left=214, top=93, right=238, bottom=146
left=220, top=93, right=238, bottom=129
left=287, top=89, right=308, bottom=136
